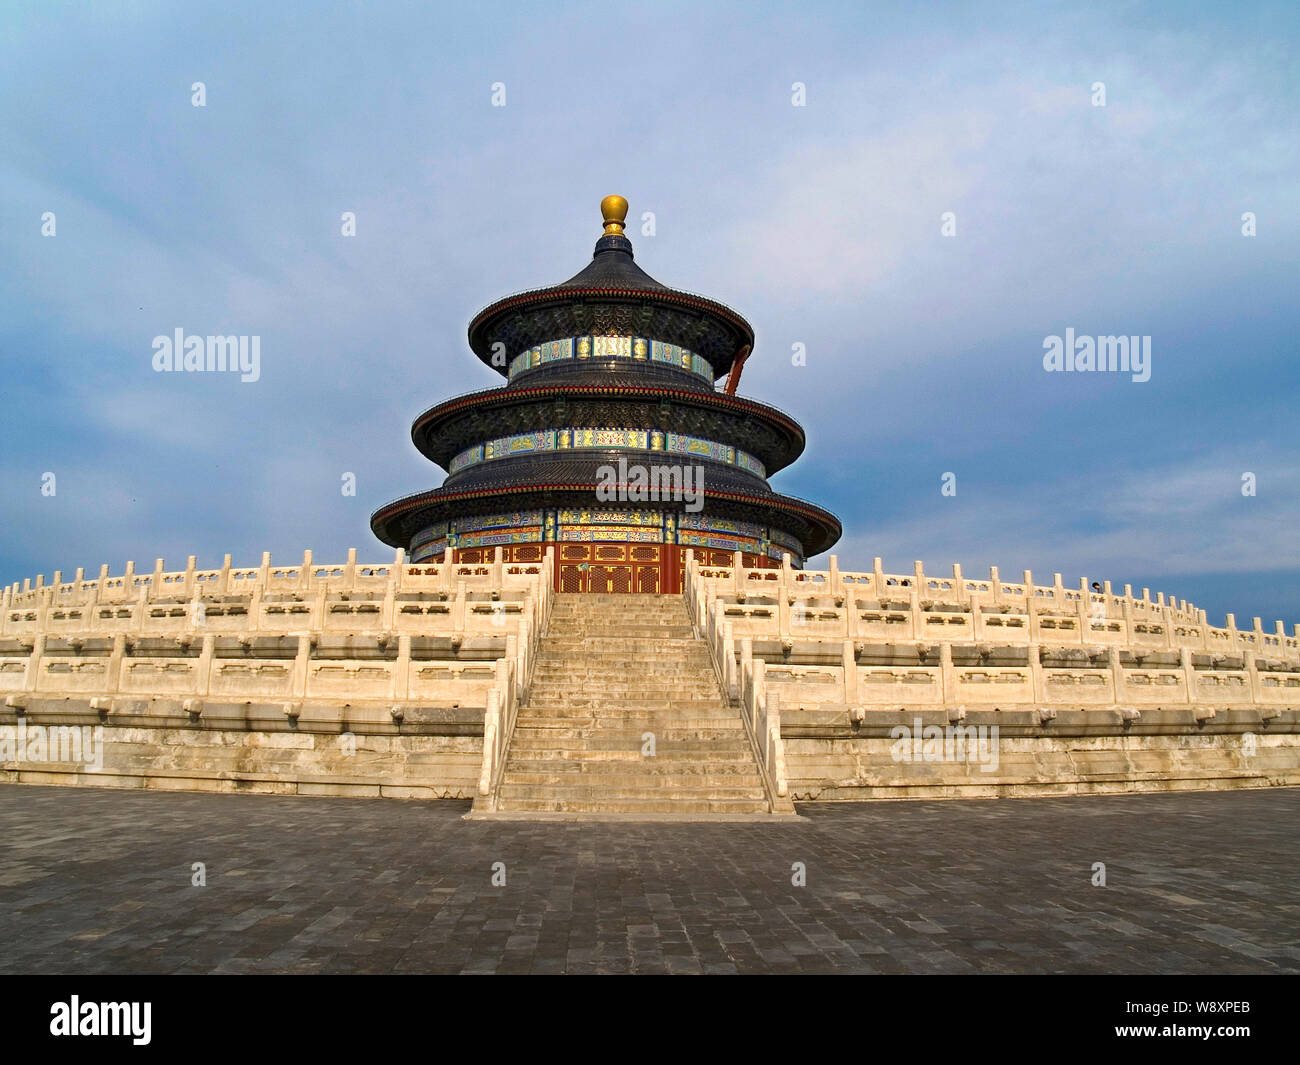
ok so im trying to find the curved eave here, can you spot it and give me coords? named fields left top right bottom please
left=409, top=384, right=808, bottom=473
left=370, top=482, right=841, bottom=557
left=466, top=284, right=756, bottom=375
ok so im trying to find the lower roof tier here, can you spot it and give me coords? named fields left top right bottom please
left=371, top=478, right=842, bottom=560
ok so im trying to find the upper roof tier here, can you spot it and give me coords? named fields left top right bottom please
left=467, top=196, right=755, bottom=378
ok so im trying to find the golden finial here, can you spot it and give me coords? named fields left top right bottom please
left=601, top=194, right=629, bottom=236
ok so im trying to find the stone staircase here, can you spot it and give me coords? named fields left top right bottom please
left=478, top=593, right=791, bottom=819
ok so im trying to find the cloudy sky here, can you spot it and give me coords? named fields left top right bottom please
left=2, top=1, right=1297, bottom=627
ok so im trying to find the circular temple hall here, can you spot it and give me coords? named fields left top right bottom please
left=370, top=196, right=841, bottom=593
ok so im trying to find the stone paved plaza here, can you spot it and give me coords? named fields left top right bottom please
left=0, top=784, right=1296, bottom=974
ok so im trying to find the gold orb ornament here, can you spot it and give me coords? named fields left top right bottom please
left=601, top=195, right=629, bottom=236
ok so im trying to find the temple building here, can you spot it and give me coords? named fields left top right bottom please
left=2, top=195, right=1296, bottom=810
left=370, top=196, right=841, bottom=593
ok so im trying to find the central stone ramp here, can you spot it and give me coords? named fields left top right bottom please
left=493, top=593, right=779, bottom=818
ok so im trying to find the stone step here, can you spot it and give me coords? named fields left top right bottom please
left=503, top=775, right=764, bottom=791
left=538, top=629, right=702, bottom=637
left=519, top=705, right=733, bottom=718
left=550, top=600, right=686, bottom=613
left=526, top=686, right=720, bottom=695
left=549, top=611, right=692, bottom=618
left=549, top=599, right=688, bottom=609
left=503, top=759, right=762, bottom=777
left=508, top=738, right=753, bottom=755
left=542, top=612, right=693, bottom=622
left=495, top=797, right=771, bottom=814
left=509, top=726, right=750, bottom=741
left=540, top=631, right=698, bottom=643
left=530, top=658, right=714, bottom=673
left=511, top=722, right=747, bottom=738
left=525, top=682, right=721, bottom=697
left=547, top=622, right=695, bottom=632
left=507, top=750, right=753, bottom=763
left=526, top=691, right=722, bottom=704
left=498, top=782, right=767, bottom=801
left=553, top=593, right=685, bottom=599
left=523, top=699, right=725, bottom=711
left=533, top=654, right=711, bottom=663
left=526, top=685, right=721, bottom=699
left=516, top=708, right=735, bottom=723
left=504, top=758, right=758, bottom=775
left=526, top=683, right=720, bottom=697
left=512, top=723, right=748, bottom=738
left=529, top=668, right=716, bottom=678
left=535, top=642, right=707, bottom=650
left=506, top=740, right=754, bottom=757
left=552, top=596, right=685, bottom=602
left=525, top=676, right=722, bottom=691
left=527, top=652, right=712, bottom=670
left=528, top=675, right=718, bottom=688
left=533, top=644, right=707, bottom=656
left=532, top=665, right=716, bottom=674
left=525, top=694, right=723, bottom=704
left=544, top=630, right=698, bottom=638
left=548, top=631, right=695, bottom=639
left=530, top=658, right=710, bottom=671
left=528, top=678, right=716, bottom=689
left=552, top=598, right=687, bottom=603
left=550, top=604, right=689, bottom=613
left=523, top=697, right=724, bottom=710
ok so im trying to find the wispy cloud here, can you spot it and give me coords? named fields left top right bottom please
left=1, top=0, right=1296, bottom=630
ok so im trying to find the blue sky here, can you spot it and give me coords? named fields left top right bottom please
left=2, top=0, right=1297, bottom=628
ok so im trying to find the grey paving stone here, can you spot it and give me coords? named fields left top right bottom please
left=0, top=784, right=1296, bottom=974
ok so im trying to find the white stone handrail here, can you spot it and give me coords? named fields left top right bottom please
left=475, top=551, right=551, bottom=807
left=686, top=553, right=787, bottom=804
left=685, top=552, right=1299, bottom=661
left=477, top=656, right=519, bottom=801
left=1, top=548, right=556, bottom=721
left=2, top=547, right=555, bottom=616
left=684, top=551, right=1300, bottom=713
left=3, top=549, right=552, bottom=636
left=739, top=640, right=787, bottom=799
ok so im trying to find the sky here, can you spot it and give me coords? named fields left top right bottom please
left=1, top=0, right=1297, bottom=629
